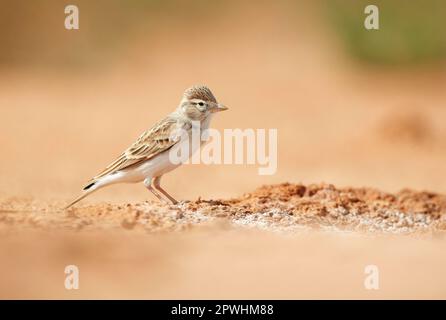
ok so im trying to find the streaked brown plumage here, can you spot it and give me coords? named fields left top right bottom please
left=91, top=118, right=188, bottom=182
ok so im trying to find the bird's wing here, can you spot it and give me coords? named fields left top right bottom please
left=90, top=117, right=190, bottom=182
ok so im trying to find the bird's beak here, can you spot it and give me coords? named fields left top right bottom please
left=211, top=103, right=228, bottom=113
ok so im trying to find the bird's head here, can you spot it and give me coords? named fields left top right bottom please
left=179, top=85, right=228, bottom=121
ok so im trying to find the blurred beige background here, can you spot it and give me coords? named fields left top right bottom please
left=1, top=0, right=446, bottom=205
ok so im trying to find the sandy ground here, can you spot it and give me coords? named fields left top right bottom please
left=2, top=227, right=446, bottom=299
left=2, top=2, right=446, bottom=299
left=1, top=183, right=446, bottom=299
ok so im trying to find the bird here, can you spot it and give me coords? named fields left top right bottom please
left=64, top=85, right=228, bottom=209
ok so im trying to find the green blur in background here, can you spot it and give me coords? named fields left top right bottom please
left=325, top=0, right=446, bottom=65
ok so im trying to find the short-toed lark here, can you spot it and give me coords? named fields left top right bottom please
left=65, top=85, right=227, bottom=209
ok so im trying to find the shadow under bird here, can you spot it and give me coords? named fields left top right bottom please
left=65, top=85, right=228, bottom=209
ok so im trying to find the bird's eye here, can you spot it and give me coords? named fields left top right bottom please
left=198, top=102, right=204, bottom=106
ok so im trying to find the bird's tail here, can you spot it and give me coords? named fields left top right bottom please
left=64, top=181, right=98, bottom=210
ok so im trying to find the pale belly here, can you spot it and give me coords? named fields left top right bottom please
left=118, top=149, right=181, bottom=183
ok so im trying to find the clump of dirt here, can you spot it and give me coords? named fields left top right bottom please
left=378, top=110, right=433, bottom=145
left=1, top=183, right=446, bottom=235
left=185, top=183, right=446, bottom=234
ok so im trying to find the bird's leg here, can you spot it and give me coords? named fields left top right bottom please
left=153, top=176, right=178, bottom=205
left=144, top=178, right=166, bottom=203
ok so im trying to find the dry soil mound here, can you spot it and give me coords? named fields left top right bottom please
left=1, top=183, right=446, bottom=235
